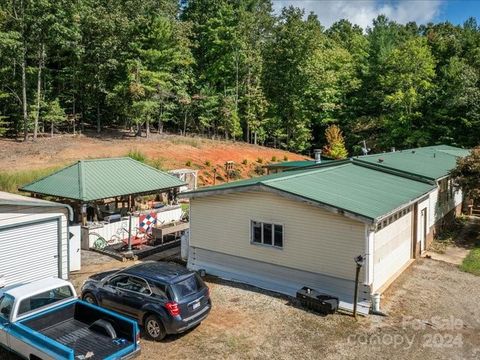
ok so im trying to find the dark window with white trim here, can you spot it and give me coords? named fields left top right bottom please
left=251, top=221, right=283, bottom=248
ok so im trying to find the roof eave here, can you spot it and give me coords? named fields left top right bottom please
left=185, top=183, right=374, bottom=224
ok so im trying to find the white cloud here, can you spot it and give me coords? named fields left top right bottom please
left=272, top=0, right=445, bottom=30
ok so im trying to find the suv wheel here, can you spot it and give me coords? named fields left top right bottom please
left=144, top=315, right=166, bottom=341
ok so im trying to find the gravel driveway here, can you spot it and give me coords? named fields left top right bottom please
left=1, top=258, right=479, bottom=360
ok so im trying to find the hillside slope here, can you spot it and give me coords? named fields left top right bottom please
left=0, top=133, right=306, bottom=189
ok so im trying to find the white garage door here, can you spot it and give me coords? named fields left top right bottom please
left=0, top=219, right=60, bottom=286
left=373, top=213, right=412, bottom=292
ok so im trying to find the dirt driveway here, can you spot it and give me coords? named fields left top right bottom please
left=1, top=257, right=479, bottom=360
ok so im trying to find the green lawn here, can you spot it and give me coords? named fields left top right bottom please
left=460, top=247, right=480, bottom=276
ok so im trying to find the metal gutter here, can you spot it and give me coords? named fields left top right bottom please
left=0, top=200, right=74, bottom=221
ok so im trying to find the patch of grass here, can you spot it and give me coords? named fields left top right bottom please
left=170, top=137, right=202, bottom=149
left=148, top=157, right=166, bottom=170
left=0, top=167, right=61, bottom=193
left=460, top=247, right=480, bottom=276
left=127, top=149, right=146, bottom=163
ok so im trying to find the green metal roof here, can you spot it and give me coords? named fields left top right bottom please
left=354, top=145, right=470, bottom=180
left=185, top=161, right=435, bottom=221
left=20, top=158, right=185, bottom=202
left=265, top=159, right=334, bottom=169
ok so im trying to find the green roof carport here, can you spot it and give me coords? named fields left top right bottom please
left=20, top=157, right=186, bottom=202
left=183, top=161, right=436, bottom=223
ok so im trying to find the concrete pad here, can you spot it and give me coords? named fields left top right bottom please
left=425, top=246, right=470, bottom=265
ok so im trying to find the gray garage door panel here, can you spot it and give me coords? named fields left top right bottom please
left=0, top=220, right=59, bottom=287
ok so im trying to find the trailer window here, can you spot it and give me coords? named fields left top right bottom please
left=17, top=286, right=74, bottom=316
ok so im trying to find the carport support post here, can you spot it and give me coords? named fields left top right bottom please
left=128, top=213, right=132, bottom=252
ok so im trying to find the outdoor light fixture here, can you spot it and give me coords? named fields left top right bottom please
left=353, top=254, right=366, bottom=319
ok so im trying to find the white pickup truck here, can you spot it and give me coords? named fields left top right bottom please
left=0, top=277, right=140, bottom=360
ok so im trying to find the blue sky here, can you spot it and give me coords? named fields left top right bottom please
left=272, top=1, right=480, bottom=29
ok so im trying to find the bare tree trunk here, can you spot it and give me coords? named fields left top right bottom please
left=145, top=119, right=150, bottom=138
left=34, top=43, right=45, bottom=140
left=96, top=101, right=101, bottom=133
left=21, top=46, right=28, bottom=141
left=51, top=120, right=54, bottom=137
left=135, top=123, right=142, bottom=137
left=183, top=111, right=187, bottom=136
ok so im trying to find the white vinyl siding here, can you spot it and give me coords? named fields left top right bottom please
left=373, top=210, right=412, bottom=292
left=0, top=205, right=69, bottom=285
left=189, top=191, right=366, bottom=282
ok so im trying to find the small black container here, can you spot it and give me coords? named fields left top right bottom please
left=296, top=286, right=339, bottom=315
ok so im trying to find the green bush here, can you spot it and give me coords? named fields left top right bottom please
left=283, top=155, right=288, bottom=161
left=254, top=165, right=264, bottom=175
left=127, top=149, right=147, bottom=163
left=271, top=156, right=277, bottom=162
left=242, top=159, right=248, bottom=165
left=205, top=160, right=211, bottom=167
left=185, top=160, right=192, bottom=167
left=148, top=158, right=165, bottom=170
left=256, top=157, right=263, bottom=164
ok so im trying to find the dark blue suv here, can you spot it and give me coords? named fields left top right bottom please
left=81, top=261, right=211, bottom=341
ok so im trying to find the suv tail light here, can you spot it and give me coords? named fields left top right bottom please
left=165, top=301, right=181, bottom=316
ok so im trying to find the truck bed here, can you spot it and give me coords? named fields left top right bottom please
left=39, top=318, right=132, bottom=359
left=22, top=301, right=135, bottom=360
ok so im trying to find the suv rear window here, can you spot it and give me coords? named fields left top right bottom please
left=17, top=286, right=74, bottom=316
left=171, top=274, right=205, bottom=299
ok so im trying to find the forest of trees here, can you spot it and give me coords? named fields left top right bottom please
left=0, top=0, right=479, bottom=154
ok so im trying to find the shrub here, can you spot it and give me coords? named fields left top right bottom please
left=254, top=165, right=264, bottom=175
left=149, top=158, right=165, bottom=170
left=229, top=169, right=242, bottom=180
left=256, top=157, right=263, bottom=164
left=127, top=149, right=147, bottom=163
left=242, top=159, right=248, bottom=165
left=283, top=155, right=288, bottom=161
left=185, top=160, right=192, bottom=167
left=205, top=160, right=211, bottom=167
left=271, top=156, right=277, bottom=162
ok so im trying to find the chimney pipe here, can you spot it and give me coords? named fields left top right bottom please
left=314, top=149, right=322, bottom=164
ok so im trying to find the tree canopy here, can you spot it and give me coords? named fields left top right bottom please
left=0, top=1, right=479, bottom=154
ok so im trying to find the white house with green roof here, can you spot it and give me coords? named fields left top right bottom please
left=182, top=145, right=468, bottom=314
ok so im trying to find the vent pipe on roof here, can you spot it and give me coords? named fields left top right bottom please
left=313, top=149, right=322, bottom=164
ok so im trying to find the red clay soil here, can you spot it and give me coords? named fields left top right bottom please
left=0, top=132, right=307, bottom=185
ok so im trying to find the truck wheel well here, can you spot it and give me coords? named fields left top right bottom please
left=30, top=355, right=43, bottom=360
